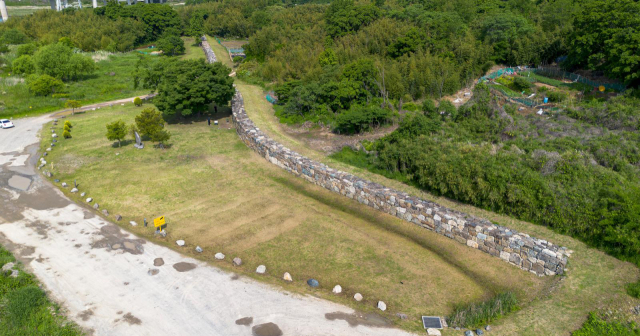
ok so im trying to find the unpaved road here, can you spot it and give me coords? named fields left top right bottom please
left=0, top=107, right=416, bottom=335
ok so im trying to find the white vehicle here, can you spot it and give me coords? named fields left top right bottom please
left=0, top=119, right=14, bottom=129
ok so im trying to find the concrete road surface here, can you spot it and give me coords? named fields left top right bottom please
left=0, top=107, right=416, bottom=336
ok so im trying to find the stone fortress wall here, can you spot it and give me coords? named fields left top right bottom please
left=201, top=38, right=568, bottom=277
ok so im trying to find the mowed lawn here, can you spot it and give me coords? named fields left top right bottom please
left=40, top=103, right=548, bottom=333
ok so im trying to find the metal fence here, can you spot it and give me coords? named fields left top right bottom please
left=531, top=67, right=626, bottom=92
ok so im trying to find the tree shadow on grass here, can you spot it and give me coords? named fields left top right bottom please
left=110, top=140, right=134, bottom=148
left=166, top=105, right=232, bottom=125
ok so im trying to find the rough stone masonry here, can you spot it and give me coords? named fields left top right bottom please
left=201, top=37, right=568, bottom=277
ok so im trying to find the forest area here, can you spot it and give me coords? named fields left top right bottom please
left=0, top=0, right=638, bottom=333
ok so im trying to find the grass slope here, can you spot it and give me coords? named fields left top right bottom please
left=180, top=37, right=205, bottom=60
left=40, top=102, right=547, bottom=333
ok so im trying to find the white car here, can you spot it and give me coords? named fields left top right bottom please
left=0, top=119, right=14, bottom=129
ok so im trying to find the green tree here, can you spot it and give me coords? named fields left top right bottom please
left=388, top=28, right=426, bottom=58
left=567, top=0, right=640, bottom=87
left=65, top=100, right=82, bottom=114
left=319, top=48, right=338, bottom=67
left=134, top=97, right=143, bottom=106
left=189, top=12, right=205, bottom=42
left=106, top=120, right=127, bottom=147
left=157, top=35, right=185, bottom=56
left=325, top=0, right=380, bottom=38
left=33, top=43, right=73, bottom=79
left=0, top=29, right=29, bottom=44
left=150, top=128, right=171, bottom=148
left=154, top=59, right=234, bottom=118
left=66, top=54, right=96, bottom=80
left=11, top=55, right=35, bottom=75
left=16, top=43, right=38, bottom=57
left=135, top=107, right=165, bottom=138
left=63, top=130, right=72, bottom=139
left=58, top=37, right=75, bottom=48
left=26, top=74, right=64, bottom=96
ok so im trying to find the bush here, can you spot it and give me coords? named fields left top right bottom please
left=11, top=55, right=35, bottom=75
left=438, top=100, right=457, bottom=119
left=547, top=90, right=568, bottom=102
left=0, top=29, right=29, bottom=45
left=335, top=105, right=393, bottom=134
left=63, top=130, right=71, bottom=139
left=16, top=43, right=38, bottom=57
left=26, top=74, right=64, bottom=96
left=105, top=120, right=127, bottom=147
left=513, top=76, right=534, bottom=91
left=64, top=121, right=72, bottom=128
left=572, top=312, right=640, bottom=336
left=157, top=35, right=185, bottom=56
left=133, top=97, right=142, bottom=106
left=627, top=280, right=640, bottom=298
left=64, top=124, right=71, bottom=132
left=447, top=292, right=518, bottom=328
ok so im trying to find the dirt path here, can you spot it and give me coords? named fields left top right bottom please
left=0, top=111, right=416, bottom=335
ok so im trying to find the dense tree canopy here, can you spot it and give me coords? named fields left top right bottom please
left=152, top=59, right=235, bottom=118
left=566, top=0, right=640, bottom=87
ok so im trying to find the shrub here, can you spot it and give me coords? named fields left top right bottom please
left=0, top=28, right=29, bottom=45
left=335, top=105, right=393, bottom=134
left=26, top=74, right=64, bottom=96
left=16, top=43, right=38, bottom=57
left=133, top=97, right=142, bottom=106
left=447, top=292, right=518, bottom=328
left=64, top=124, right=71, bottom=132
left=422, top=99, right=436, bottom=116
left=627, top=279, right=640, bottom=298
left=64, top=121, right=72, bottom=128
left=11, top=55, right=36, bottom=75
left=63, top=130, right=71, bottom=139
left=156, top=35, right=185, bottom=56
left=572, top=312, right=640, bottom=336
left=547, top=90, right=567, bottom=102
left=438, top=100, right=457, bottom=119
left=402, top=102, right=419, bottom=112
left=105, top=120, right=127, bottom=147
left=513, top=76, right=534, bottom=91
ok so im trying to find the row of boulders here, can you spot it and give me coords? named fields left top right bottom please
left=174, top=238, right=387, bottom=312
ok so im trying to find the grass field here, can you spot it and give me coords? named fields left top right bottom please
left=0, top=245, right=83, bottom=335
left=180, top=36, right=205, bottom=60
left=0, top=52, right=154, bottom=119
left=40, top=101, right=552, bottom=333
left=6, top=6, right=47, bottom=16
